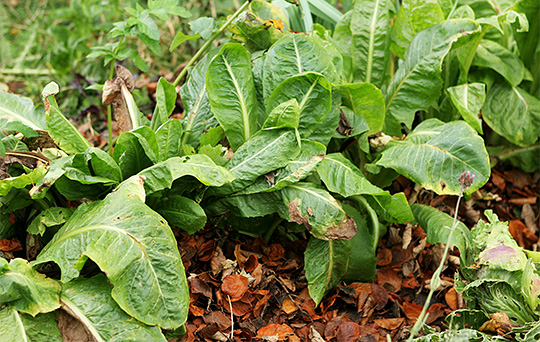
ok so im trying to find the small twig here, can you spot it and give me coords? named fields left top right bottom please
left=227, top=295, right=234, bottom=340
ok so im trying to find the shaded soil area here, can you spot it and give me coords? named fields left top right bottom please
left=176, top=168, right=539, bottom=342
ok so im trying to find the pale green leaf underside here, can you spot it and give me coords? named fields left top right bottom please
left=35, top=176, right=189, bottom=329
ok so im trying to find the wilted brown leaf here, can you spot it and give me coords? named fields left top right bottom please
left=376, top=248, right=392, bottom=266
left=402, top=301, right=423, bottom=321
left=256, top=323, right=296, bottom=340
left=374, top=318, right=405, bottom=330
left=221, top=274, right=249, bottom=299
left=0, top=238, right=22, bottom=251
left=336, top=321, right=360, bottom=342
left=282, top=297, right=298, bottom=315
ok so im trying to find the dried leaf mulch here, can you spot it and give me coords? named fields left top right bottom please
left=171, top=168, right=539, bottom=342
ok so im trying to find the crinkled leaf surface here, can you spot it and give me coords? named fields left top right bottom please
left=384, top=19, right=480, bottom=136
left=0, top=90, right=46, bottom=130
left=206, top=191, right=282, bottom=218
left=138, top=153, right=234, bottom=195
left=279, top=182, right=356, bottom=240
left=180, top=51, right=218, bottom=147
left=447, top=83, right=486, bottom=134
left=156, top=118, right=183, bottom=162
left=0, top=258, right=61, bottom=316
left=0, top=307, right=62, bottom=342
left=0, top=119, right=39, bottom=138
left=238, top=139, right=326, bottom=195
left=206, top=43, right=259, bottom=151
left=211, top=128, right=301, bottom=195
left=304, top=236, right=350, bottom=306
left=156, top=195, right=206, bottom=234
left=44, top=86, right=92, bottom=155
left=266, top=72, right=332, bottom=139
left=339, top=82, right=385, bottom=135
left=483, top=82, right=540, bottom=147
left=34, top=176, right=189, bottom=329
left=318, top=153, right=385, bottom=197
left=263, top=33, right=342, bottom=101
left=262, top=99, right=301, bottom=130
left=61, top=274, right=166, bottom=342
left=390, top=0, right=444, bottom=58
left=377, top=119, right=490, bottom=195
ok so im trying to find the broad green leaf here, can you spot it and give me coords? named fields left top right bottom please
left=262, top=99, right=301, bottom=129
left=483, top=82, right=540, bottom=147
left=333, top=11, right=354, bottom=82
left=189, top=17, right=215, bottom=39
left=472, top=40, right=530, bottom=87
left=0, top=165, right=47, bottom=197
left=341, top=204, right=376, bottom=282
left=493, top=143, right=540, bottom=173
left=199, top=126, right=224, bottom=147
left=85, top=147, right=122, bottom=182
left=27, top=207, right=74, bottom=236
left=279, top=182, right=356, bottom=240
left=35, top=176, right=189, bottom=329
left=156, top=119, right=183, bottom=162
left=390, top=0, right=445, bottom=58
left=213, top=128, right=301, bottom=195
left=180, top=51, right=218, bottom=147
left=318, top=153, right=384, bottom=197
left=198, top=144, right=228, bottom=166
left=156, top=196, right=206, bottom=234
left=344, top=0, right=391, bottom=86
left=447, top=83, right=486, bottom=134
left=238, top=139, right=326, bottom=195
left=148, top=0, right=191, bottom=18
left=206, top=191, right=282, bottom=218
left=339, top=83, right=385, bottom=135
left=151, top=77, right=177, bottom=131
left=411, top=203, right=472, bottom=265
left=512, top=0, right=539, bottom=75
left=377, top=119, right=490, bottom=195
left=0, top=213, right=14, bottom=239
left=308, top=87, right=342, bottom=146
left=43, top=84, right=92, bottom=154
left=138, top=154, right=235, bottom=195
left=1, top=135, right=28, bottom=151
left=0, top=258, right=61, bottom=316
left=0, top=119, right=39, bottom=138
left=390, top=0, right=444, bottom=58
left=0, top=307, right=62, bottom=342
left=113, top=126, right=158, bottom=179
left=304, top=236, right=350, bottom=305
left=62, top=274, right=167, bottom=342
left=263, top=33, right=342, bottom=101
left=266, top=72, right=332, bottom=138
left=384, top=19, right=480, bottom=136
left=364, top=192, right=414, bottom=224
left=228, top=11, right=283, bottom=52
left=206, top=43, right=259, bottom=151
left=0, top=90, right=46, bottom=130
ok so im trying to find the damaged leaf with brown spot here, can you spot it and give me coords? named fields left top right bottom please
left=279, top=183, right=356, bottom=241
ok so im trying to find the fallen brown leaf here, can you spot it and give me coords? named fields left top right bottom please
left=256, top=323, right=296, bottom=341
left=375, top=317, right=405, bottom=330
left=0, top=238, right=22, bottom=251
left=221, top=274, right=249, bottom=299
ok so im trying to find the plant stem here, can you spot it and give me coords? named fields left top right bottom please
left=264, top=218, right=284, bottom=243
left=107, top=61, right=115, bottom=156
left=407, top=192, right=464, bottom=341
left=172, top=0, right=251, bottom=87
